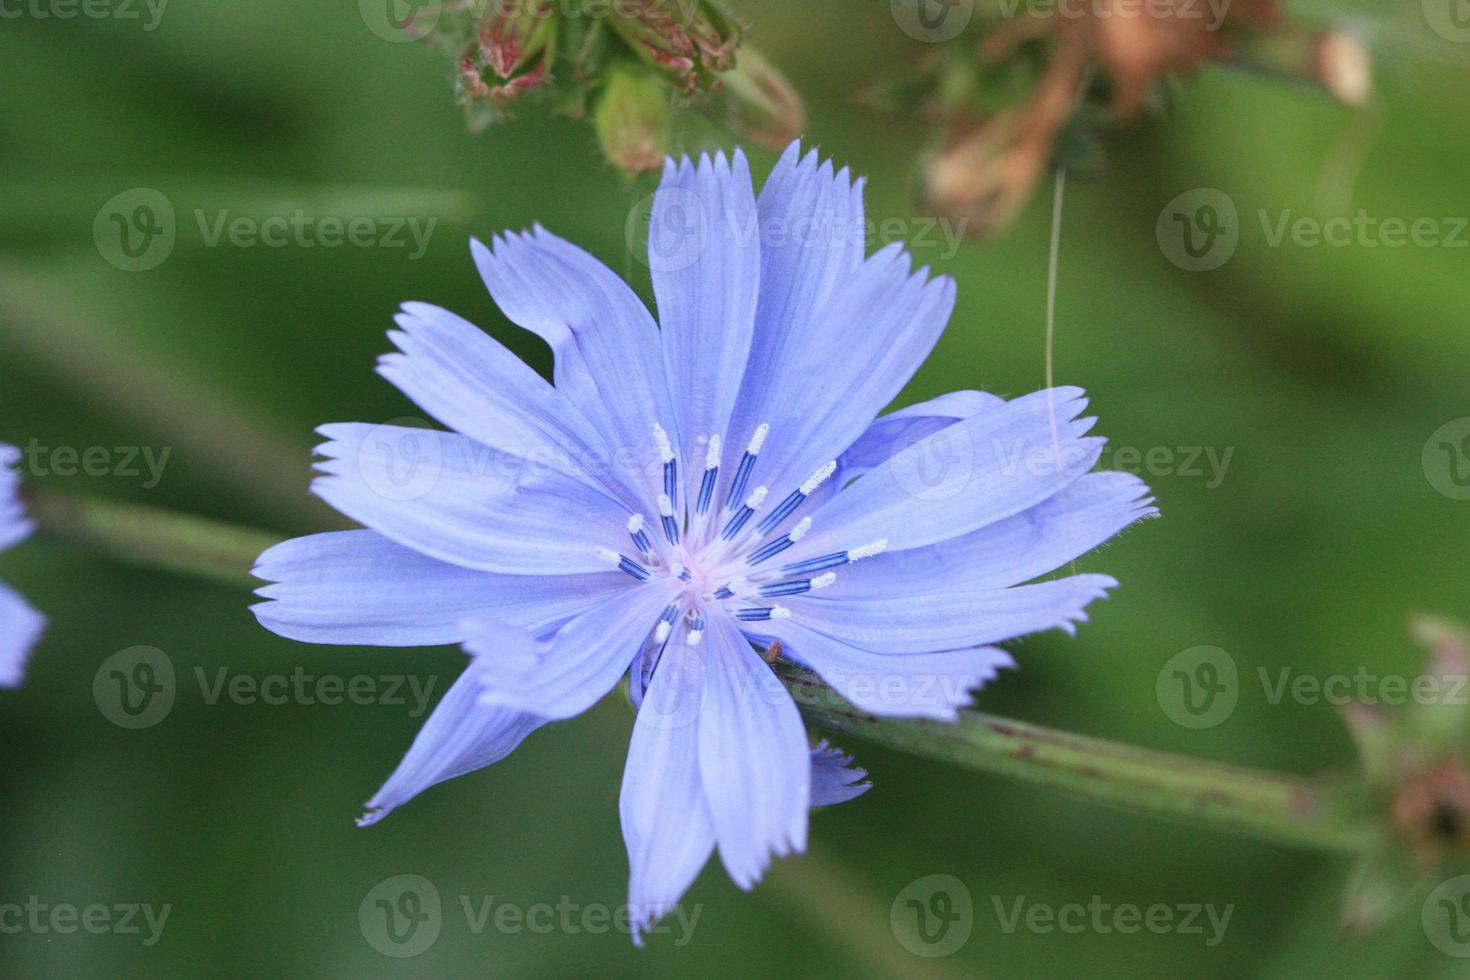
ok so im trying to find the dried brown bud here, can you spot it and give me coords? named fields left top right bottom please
left=1392, top=762, right=1470, bottom=861
left=720, top=47, right=806, bottom=154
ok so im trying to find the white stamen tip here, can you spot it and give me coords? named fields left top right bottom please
left=789, top=517, right=813, bottom=541
left=726, top=576, right=750, bottom=596
left=770, top=605, right=792, bottom=620
left=745, top=485, right=769, bottom=509
left=848, top=538, right=889, bottom=562
left=705, top=434, right=721, bottom=470
left=747, top=423, right=770, bottom=455
left=626, top=513, right=645, bottom=534
left=658, top=493, right=675, bottom=517
left=801, top=461, right=838, bottom=496
left=595, top=546, right=621, bottom=566
left=686, top=629, right=704, bottom=647
left=811, top=572, right=837, bottom=590
left=652, top=423, right=675, bottom=463
left=671, top=562, right=686, bottom=578
left=654, top=621, right=672, bottom=644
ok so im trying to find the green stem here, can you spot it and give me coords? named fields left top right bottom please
left=27, top=490, right=280, bottom=589
left=29, top=489, right=1376, bottom=855
left=780, top=664, right=1374, bottom=854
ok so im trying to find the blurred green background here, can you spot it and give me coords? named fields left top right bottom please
left=2, top=1, right=1468, bottom=976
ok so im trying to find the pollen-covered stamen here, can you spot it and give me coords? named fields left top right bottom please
left=756, top=460, right=836, bottom=536
left=658, top=493, right=680, bottom=545
left=696, top=434, right=721, bottom=515
left=746, top=516, right=812, bottom=566
left=652, top=603, right=678, bottom=645
left=725, top=423, right=768, bottom=510
left=670, top=561, right=692, bottom=582
left=626, top=513, right=653, bottom=553
left=721, top=485, right=768, bottom=540
left=780, top=537, right=889, bottom=576
left=653, top=423, right=679, bottom=513
left=686, top=614, right=705, bottom=647
left=713, top=576, right=751, bottom=600
left=597, top=546, right=651, bottom=581
left=757, top=571, right=837, bottom=598
left=734, top=604, right=792, bottom=623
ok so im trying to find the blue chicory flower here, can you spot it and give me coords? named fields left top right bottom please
left=252, top=141, right=1155, bottom=941
left=1, top=444, right=45, bottom=688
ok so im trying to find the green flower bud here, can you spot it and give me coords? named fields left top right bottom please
left=594, top=63, right=670, bottom=177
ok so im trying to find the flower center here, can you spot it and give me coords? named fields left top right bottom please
left=597, top=423, right=889, bottom=646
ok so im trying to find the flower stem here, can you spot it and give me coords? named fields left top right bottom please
left=30, top=488, right=1377, bottom=855
left=779, top=664, right=1374, bottom=854
left=27, top=490, right=280, bottom=589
